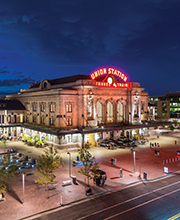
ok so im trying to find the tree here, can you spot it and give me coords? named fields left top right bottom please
left=168, top=124, right=175, bottom=131
left=35, top=146, right=61, bottom=198
left=78, top=144, right=99, bottom=186
left=1, top=138, right=7, bottom=152
left=0, top=153, right=17, bottom=194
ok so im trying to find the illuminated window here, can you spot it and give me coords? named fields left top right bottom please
left=33, top=103, right=37, bottom=111
left=67, top=135, right=72, bottom=143
left=49, top=103, right=55, bottom=113
left=107, top=101, right=114, bottom=123
left=66, top=104, right=72, bottom=112
left=20, top=114, right=23, bottom=123
left=67, top=117, right=72, bottom=126
left=117, top=102, right=124, bottom=122
left=97, top=102, right=103, bottom=124
left=87, top=99, right=93, bottom=119
left=26, top=115, right=29, bottom=122
left=8, top=115, right=11, bottom=123
left=40, top=103, right=46, bottom=112
left=26, top=103, right=30, bottom=111
left=49, top=118, right=54, bottom=125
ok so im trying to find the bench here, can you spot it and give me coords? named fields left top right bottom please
left=62, top=180, right=72, bottom=186
left=48, top=184, right=57, bottom=189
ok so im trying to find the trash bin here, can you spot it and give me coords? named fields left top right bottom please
left=72, top=176, right=76, bottom=184
left=119, top=168, right=123, bottom=178
left=143, top=172, right=147, bottom=180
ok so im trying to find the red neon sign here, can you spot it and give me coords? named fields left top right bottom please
left=95, top=82, right=129, bottom=88
left=90, top=68, right=128, bottom=82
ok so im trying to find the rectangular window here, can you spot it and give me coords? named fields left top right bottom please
left=49, top=118, right=54, bottom=125
left=50, top=104, right=55, bottom=112
left=26, top=104, right=30, bottom=111
left=66, top=104, right=72, bottom=112
left=8, top=115, right=11, bottom=123
left=33, top=104, right=37, bottom=111
left=26, top=115, right=29, bottom=122
left=2, top=115, right=4, bottom=123
left=141, top=102, right=144, bottom=111
left=33, top=115, right=36, bottom=123
left=67, top=117, right=72, bottom=126
left=20, top=114, right=23, bottom=123
left=41, top=117, right=45, bottom=124
left=66, top=135, right=72, bottom=143
left=40, top=103, right=46, bottom=112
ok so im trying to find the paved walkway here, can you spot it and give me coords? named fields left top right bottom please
left=0, top=131, right=180, bottom=220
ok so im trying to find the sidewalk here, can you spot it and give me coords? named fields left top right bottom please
left=0, top=133, right=180, bottom=220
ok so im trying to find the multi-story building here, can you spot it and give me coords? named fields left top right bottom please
left=0, top=98, right=25, bottom=138
left=5, top=67, right=149, bottom=146
left=149, top=91, right=180, bottom=122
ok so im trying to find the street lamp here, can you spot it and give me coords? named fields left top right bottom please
left=22, top=173, right=25, bottom=205
left=133, top=150, right=136, bottom=173
left=67, top=152, right=71, bottom=177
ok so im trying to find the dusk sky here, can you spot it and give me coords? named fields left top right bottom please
left=0, top=0, right=180, bottom=96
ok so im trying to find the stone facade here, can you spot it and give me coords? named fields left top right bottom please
left=5, top=72, right=149, bottom=145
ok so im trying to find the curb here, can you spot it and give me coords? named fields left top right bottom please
left=19, top=170, right=180, bottom=220
left=126, top=170, right=180, bottom=186
left=18, top=189, right=112, bottom=220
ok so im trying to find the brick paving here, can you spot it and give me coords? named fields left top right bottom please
left=0, top=131, right=180, bottom=220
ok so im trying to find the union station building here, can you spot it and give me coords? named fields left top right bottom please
left=1, top=67, right=150, bottom=147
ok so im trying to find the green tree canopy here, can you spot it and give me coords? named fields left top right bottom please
left=78, top=144, right=99, bottom=186
left=35, top=146, right=61, bottom=198
left=0, top=153, right=17, bottom=194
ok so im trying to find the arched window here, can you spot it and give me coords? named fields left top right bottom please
left=107, top=102, right=113, bottom=123
left=97, top=102, right=103, bottom=124
left=117, top=102, right=124, bottom=122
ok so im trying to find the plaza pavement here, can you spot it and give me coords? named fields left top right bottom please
left=0, top=131, right=180, bottom=220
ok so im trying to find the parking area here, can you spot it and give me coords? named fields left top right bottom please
left=1, top=131, right=180, bottom=220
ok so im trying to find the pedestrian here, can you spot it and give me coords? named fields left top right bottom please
left=175, top=140, right=177, bottom=145
left=150, top=142, right=152, bottom=148
left=154, top=142, right=156, bottom=147
left=62, top=161, right=64, bottom=167
left=154, top=150, right=157, bottom=156
left=157, top=143, right=160, bottom=147
left=152, top=143, right=154, bottom=147
left=138, top=174, right=141, bottom=180
left=114, top=158, right=117, bottom=166
left=157, top=150, right=159, bottom=156
left=111, top=158, right=114, bottom=166
left=102, top=176, right=105, bottom=186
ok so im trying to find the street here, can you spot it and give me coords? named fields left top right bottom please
left=28, top=174, right=180, bottom=220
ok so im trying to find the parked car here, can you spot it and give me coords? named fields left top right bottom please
left=113, top=140, right=125, bottom=148
left=100, top=142, right=109, bottom=148
left=108, top=142, right=117, bottom=150
left=20, top=161, right=36, bottom=169
left=5, top=164, right=21, bottom=173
